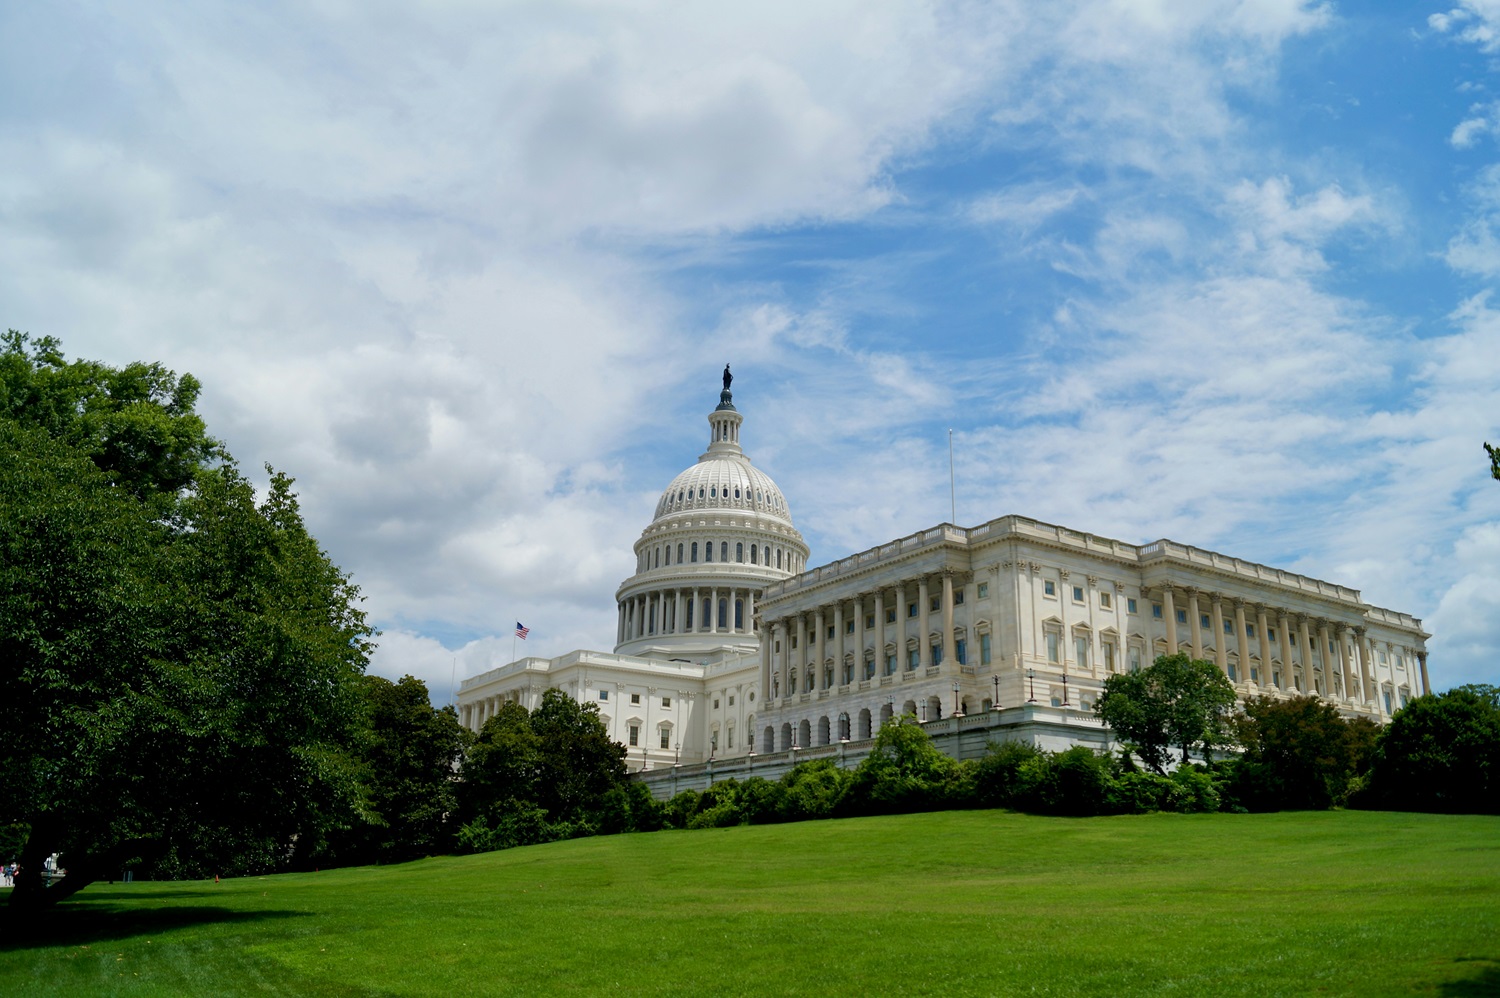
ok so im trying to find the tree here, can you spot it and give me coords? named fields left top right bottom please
left=457, top=688, right=628, bottom=847
left=1095, top=653, right=1238, bottom=773
left=1231, top=695, right=1378, bottom=810
left=1364, top=687, right=1500, bottom=814
left=325, top=676, right=470, bottom=865
left=1486, top=441, right=1500, bottom=481
left=0, top=334, right=371, bottom=910
left=845, top=715, right=959, bottom=813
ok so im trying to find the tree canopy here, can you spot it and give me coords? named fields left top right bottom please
left=1094, top=653, right=1238, bottom=772
left=0, top=333, right=372, bottom=910
left=1363, top=686, right=1500, bottom=814
left=1231, top=695, right=1379, bottom=810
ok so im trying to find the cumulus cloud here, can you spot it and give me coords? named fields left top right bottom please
left=3, top=0, right=1494, bottom=699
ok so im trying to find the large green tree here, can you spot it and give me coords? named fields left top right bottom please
left=1095, top=653, right=1238, bottom=773
left=1231, top=695, right=1379, bottom=810
left=0, top=333, right=371, bottom=910
left=1364, top=687, right=1500, bottom=814
left=324, top=676, right=470, bottom=866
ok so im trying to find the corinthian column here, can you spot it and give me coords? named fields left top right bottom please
left=1162, top=586, right=1179, bottom=653
left=942, top=572, right=957, bottom=670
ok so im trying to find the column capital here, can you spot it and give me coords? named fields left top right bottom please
left=1210, top=592, right=1224, bottom=605
left=1353, top=624, right=1367, bottom=638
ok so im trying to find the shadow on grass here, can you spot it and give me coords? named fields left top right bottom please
left=0, top=904, right=310, bottom=951
left=1439, top=959, right=1500, bottom=997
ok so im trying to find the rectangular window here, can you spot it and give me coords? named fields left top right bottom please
left=661, top=697, right=671, bottom=708
left=955, top=638, right=967, bottom=665
left=885, top=609, right=897, bottom=624
left=907, top=648, right=920, bottom=670
left=1224, top=620, right=1233, bottom=635
left=1044, top=580, right=1057, bottom=597
left=1246, top=624, right=1256, bottom=638
left=660, top=728, right=670, bottom=750
left=886, top=654, right=896, bottom=675
left=1072, top=586, right=1084, bottom=603
left=628, top=724, right=639, bottom=746
left=1127, top=597, right=1138, bottom=614
left=908, top=602, right=918, bottom=618
left=1075, top=635, right=1089, bottom=668
left=727, top=727, right=734, bottom=748
left=1152, top=604, right=1163, bottom=619
left=977, top=582, right=989, bottom=599
left=791, top=636, right=797, bottom=649
left=1269, top=628, right=1276, bottom=641
left=827, top=625, right=836, bottom=640
left=846, top=620, right=855, bottom=634
left=1103, top=643, right=1115, bottom=671
left=1100, top=592, right=1112, bottom=609
left=728, top=695, right=734, bottom=706
left=1200, top=614, right=1211, bottom=629
left=713, top=698, right=720, bottom=710
left=931, top=644, right=942, bottom=666
left=954, top=590, right=965, bottom=605
left=930, top=596, right=940, bottom=612
left=630, top=693, right=640, bottom=705
left=1129, top=647, right=1141, bottom=672
left=866, top=614, right=876, bottom=629
left=599, top=690, right=609, bottom=701
left=1228, top=663, right=1238, bottom=682
left=980, top=633, right=992, bottom=666
left=1176, top=609, right=1187, bottom=625
left=1046, top=632, right=1059, bottom=663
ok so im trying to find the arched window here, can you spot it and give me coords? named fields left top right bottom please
left=690, top=542, right=698, bottom=563
left=699, top=487, right=705, bottom=499
left=776, top=549, right=782, bottom=569
left=750, top=545, right=758, bottom=564
left=705, top=543, right=713, bottom=562
left=685, top=599, right=694, bottom=630
left=736, top=542, right=744, bottom=562
left=720, top=541, right=728, bottom=562
left=653, top=548, right=659, bottom=568
left=702, top=598, right=712, bottom=627
left=734, top=487, right=741, bottom=499
left=676, top=543, right=683, bottom=562
left=664, top=546, right=670, bottom=566
left=710, top=486, right=716, bottom=498
left=718, top=598, right=728, bottom=629
left=735, top=599, right=744, bottom=629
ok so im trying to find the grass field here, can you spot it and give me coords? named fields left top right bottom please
left=1, top=810, right=1496, bottom=996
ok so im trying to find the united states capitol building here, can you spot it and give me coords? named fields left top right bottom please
left=457, top=372, right=1430, bottom=782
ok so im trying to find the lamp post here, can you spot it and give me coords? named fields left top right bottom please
left=992, top=674, right=1000, bottom=711
left=674, top=741, right=680, bottom=768
left=919, top=699, right=927, bottom=723
left=1061, top=671, right=1070, bottom=708
left=1027, top=667, right=1036, bottom=703
left=952, top=680, right=963, bottom=718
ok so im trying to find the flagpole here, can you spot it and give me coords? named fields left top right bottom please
left=948, top=428, right=956, bottom=525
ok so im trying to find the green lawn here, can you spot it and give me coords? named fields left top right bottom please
left=1, top=810, right=1497, bottom=996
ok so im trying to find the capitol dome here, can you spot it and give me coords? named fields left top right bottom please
left=614, top=370, right=810, bottom=661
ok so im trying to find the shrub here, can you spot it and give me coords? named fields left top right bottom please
left=1108, top=771, right=1176, bottom=814
left=735, top=777, right=788, bottom=824
left=781, top=760, right=852, bottom=820
left=973, top=740, right=1043, bottom=809
left=1169, top=766, right=1222, bottom=814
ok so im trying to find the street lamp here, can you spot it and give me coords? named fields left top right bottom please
left=674, top=741, right=680, bottom=767
left=1027, top=667, right=1036, bottom=703
left=1061, top=671, right=1071, bottom=708
left=952, top=680, right=963, bottom=718
left=992, top=674, right=1001, bottom=711
left=919, top=700, right=927, bottom=722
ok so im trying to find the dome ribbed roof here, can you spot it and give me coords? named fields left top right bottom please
left=655, top=457, right=793, bottom=526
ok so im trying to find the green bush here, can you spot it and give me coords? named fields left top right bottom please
left=1108, top=771, right=1176, bottom=814
left=1168, top=766, right=1222, bottom=814
left=781, top=760, right=852, bottom=820
left=735, top=777, right=789, bottom=824
left=664, top=790, right=701, bottom=830
left=973, top=740, right=1043, bottom=808
left=456, top=800, right=566, bottom=854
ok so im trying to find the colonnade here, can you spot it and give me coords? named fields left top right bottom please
left=1149, top=584, right=1427, bottom=710
left=618, top=585, right=760, bottom=644
left=759, top=571, right=968, bottom=704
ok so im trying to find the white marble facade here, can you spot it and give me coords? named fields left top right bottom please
left=458, top=379, right=1430, bottom=769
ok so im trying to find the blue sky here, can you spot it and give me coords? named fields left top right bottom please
left=3, top=2, right=1498, bottom=697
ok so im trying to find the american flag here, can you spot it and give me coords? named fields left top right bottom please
left=515, top=621, right=530, bottom=640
